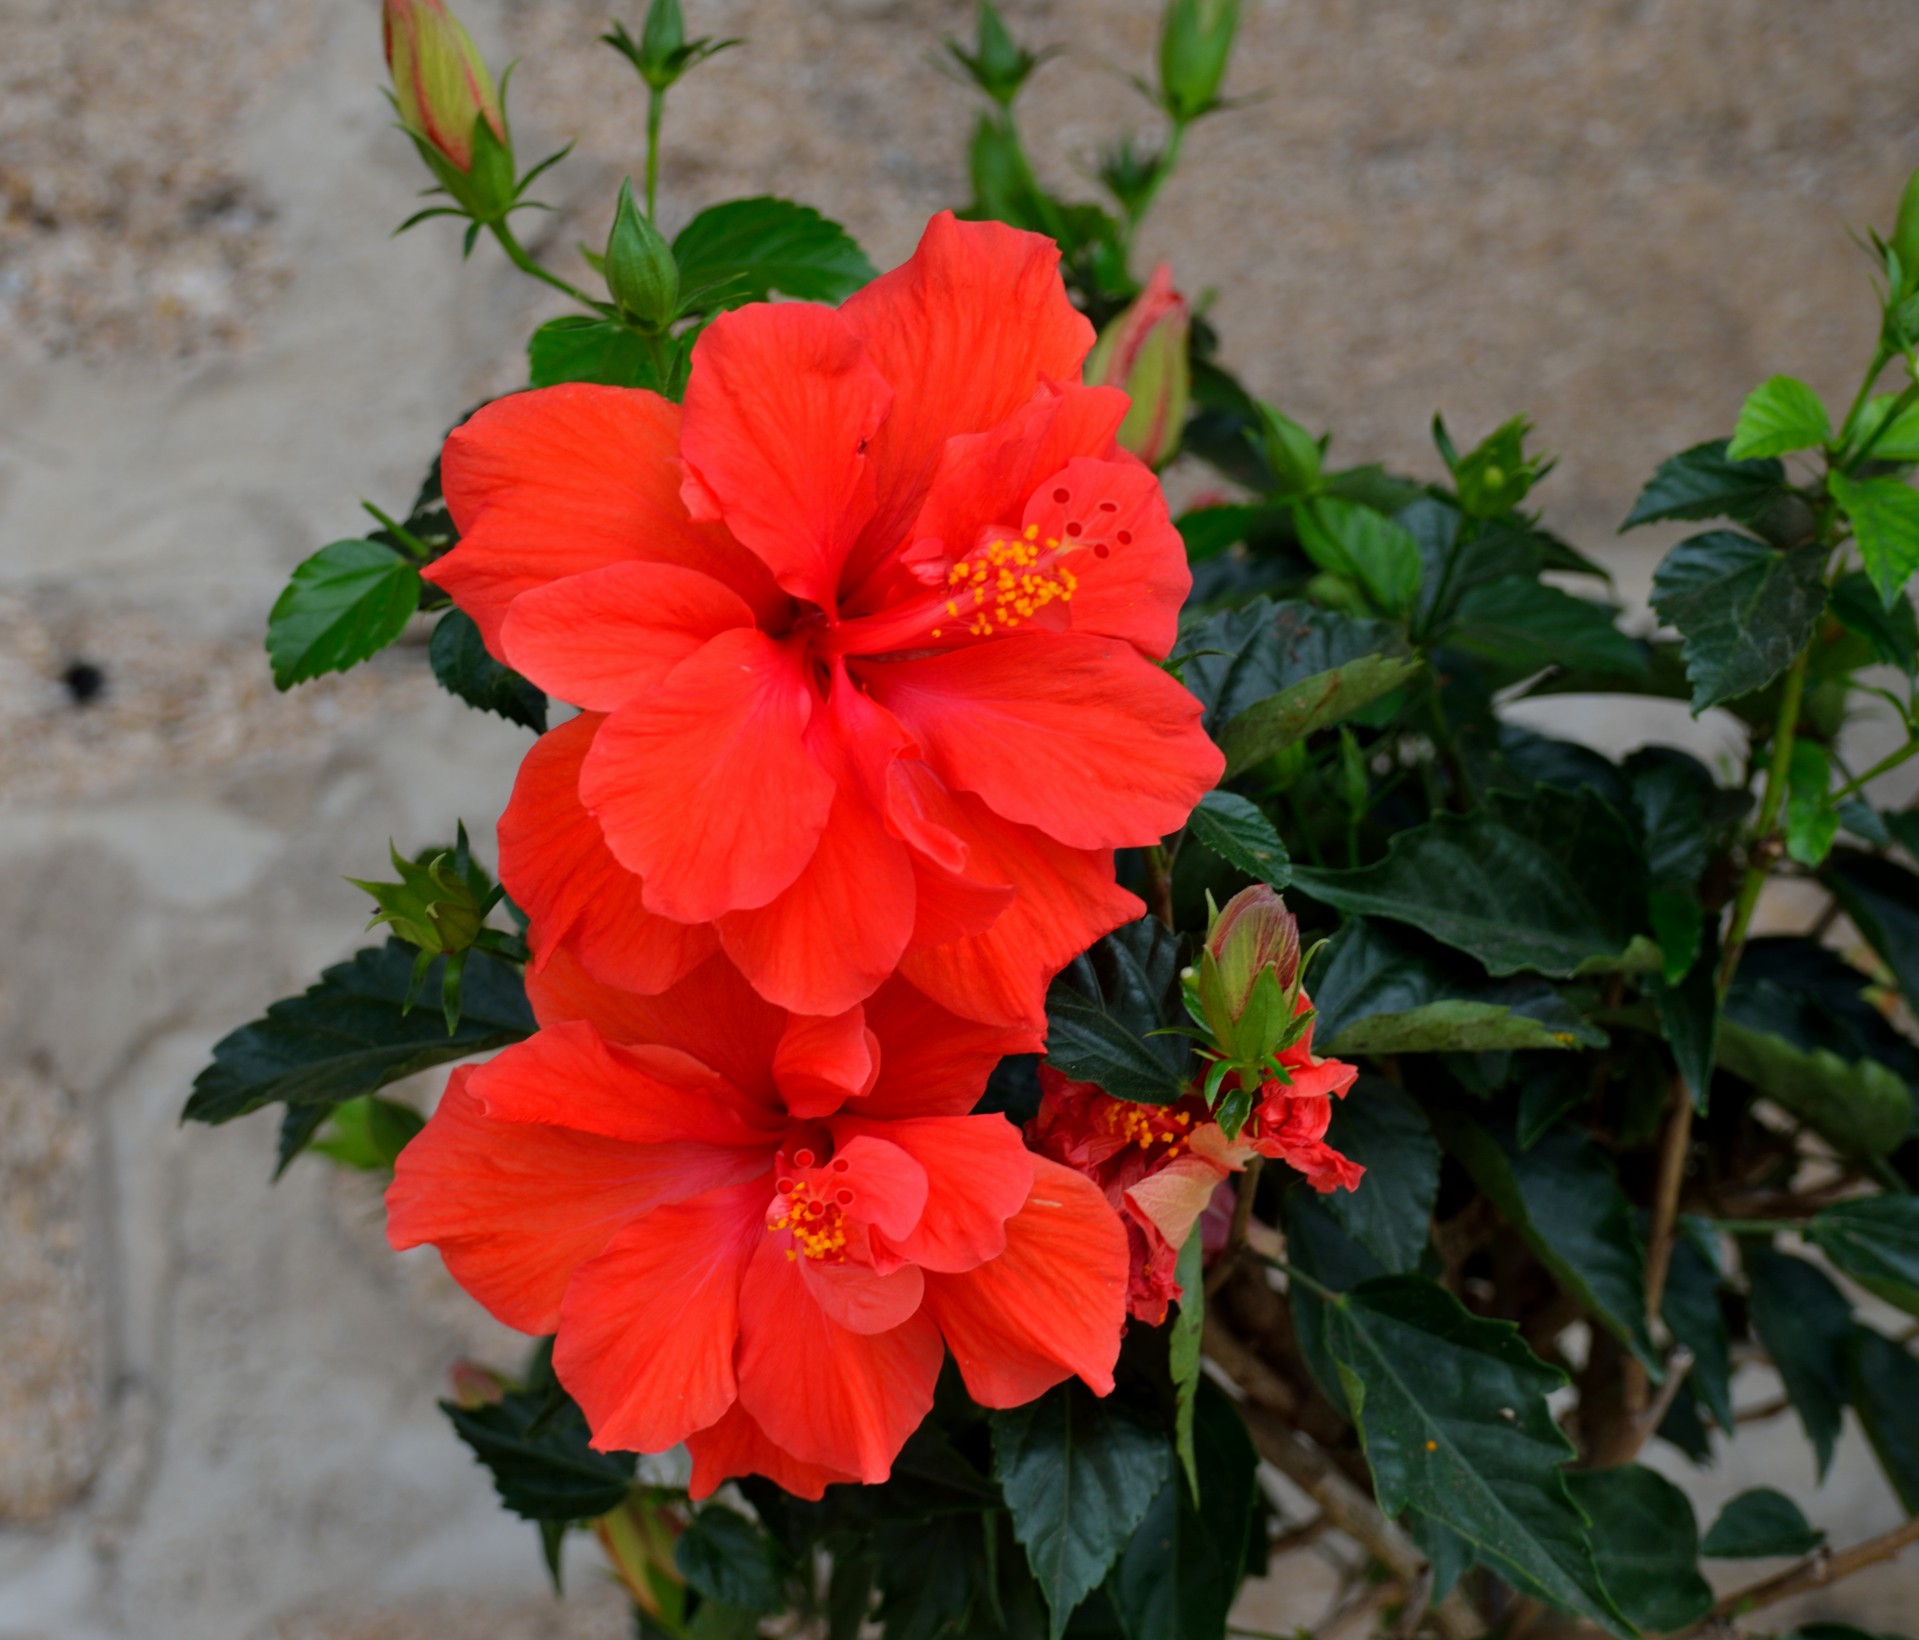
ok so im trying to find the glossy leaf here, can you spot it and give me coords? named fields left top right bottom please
left=992, top=1382, right=1173, bottom=1639
left=429, top=608, right=547, bottom=731
left=1714, top=1017, right=1912, bottom=1157
left=672, top=196, right=876, bottom=306
left=1831, top=569, right=1919, bottom=672
left=1823, top=848, right=1919, bottom=1018
left=527, top=316, right=666, bottom=390
left=1564, top=1464, right=1712, bottom=1632
left=1321, top=1078, right=1439, bottom=1272
left=676, top=1506, right=787, bottom=1615
left=1446, top=576, right=1645, bottom=679
left=1700, top=1487, right=1825, bottom=1559
left=1727, top=374, right=1832, bottom=460
left=1322, top=1275, right=1629, bottom=1636
left=1220, top=650, right=1422, bottom=774
left=1808, top=1197, right=1919, bottom=1319
left=1623, top=439, right=1788, bottom=529
left=1744, top=1245, right=1853, bottom=1477
left=1830, top=470, right=1919, bottom=607
left=266, top=539, right=420, bottom=689
left=1648, top=532, right=1827, bottom=712
left=1185, top=791, right=1291, bottom=888
left=1294, top=497, right=1422, bottom=615
left=442, top=1379, right=636, bottom=1521
left=305, top=1093, right=425, bottom=1172
left=1661, top=1222, right=1735, bottom=1434
left=1850, top=1324, right=1919, bottom=1513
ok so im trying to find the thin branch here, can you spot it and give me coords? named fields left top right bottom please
left=1667, top=1513, right=1919, bottom=1636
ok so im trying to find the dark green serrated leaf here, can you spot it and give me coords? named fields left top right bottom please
left=1850, top=1324, right=1919, bottom=1513
left=992, top=1382, right=1174, bottom=1640
left=1728, top=375, right=1832, bottom=460
left=1109, top=1382, right=1258, bottom=1640
left=672, top=196, right=876, bottom=306
left=1714, top=1017, right=1912, bottom=1157
left=442, top=1383, right=636, bottom=1521
left=1649, top=532, right=1827, bottom=712
left=1565, top=1464, right=1712, bottom=1631
left=266, top=538, right=420, bottom=689
left=183, top=942, right=534, bottom=1126
left=1809, top=1197, right=1919, bottom=1319
left=1045, top=921, right=1187, bottom=1104
left=1436, top=1117, right=1659, bottom=1370
left=1292, top=785, right=1649, bottom=978
left=1321, top=1078, right=1439, bottom=1272
left=429, top=608, right=547, bottom=731
left=526, top=316, right=667, bottom=390
left=1832, top=570, right=1919, bottom=673
left=1651, top=924, right=1720, bottom=1113
left=1824, top=848, right=1919, bottom=1020
left=1311, top=918, right=1607, bottom=1056
left=1744, top=1245, right=1853, bottom=1478
left=1294, top=497, right=1422, bottom=615
left=1700, top=1487, right=1825, bottom=1559
left=1830, top=470, right=1919, bottom=608
left=1284, top=1191, right=1382, bottom=1416
left=1623, top=440, right=1788, bottom=529
left=675, top=1506, right=787, bottom=1615
left=1662, top=1222, right=1734, bottom=1433
left=1185, top=790, right=1290, bottom=887
left=1445, top=576, right=1645, bottom=679
left=1323, top=1275, right=1630, bottom=1636
left=1220, top=652, right=1422, bottom=774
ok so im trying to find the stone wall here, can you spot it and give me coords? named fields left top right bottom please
left=4, top=1, right=1919, bottom=1635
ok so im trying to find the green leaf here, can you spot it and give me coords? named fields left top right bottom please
left=1184, top=791, right=1290, bottom=887
left=1109, top=1382, right=1258, bottom=1640
left=1662, top=1223, right=1734, bottom=1432
left=1322, top=1275, right=1630, bottom=1636
left=1176, top=599, right=1417, bottom=739
left=305, top=1094, right=424, bottom=1171
left=1831, top=570, right=1919, bottom=672
left=1445, top=576, right=1646, bottom=678
left=1823, top=848, right=1919, bottom=1019
left=1285, top=1192, right=1383, bottom=1416
left=1623, top=439, right=1789, bottom=529
left=992, top=1381, right=1174, bottom=1639
left=526, top=316, right=666, bottom=390
left=1291, top=786, right=1649, bottom=978
left=1294, top=497, right=1422, bottom=615
left=1564, top=1464, right=1712, bottom=1632
left=1044, top=921, right=1188, bottom=1105
left=672, top=196, right=876, bottom=307
left=266, top=539, right=420, bottom=689
left=1700, top=1487, right=1825, bottom=1559
left=1648, top=532, right=1828, bottom=712
left=1169, top=1232, right=1205, bottom=1500
left=1830, top=470, right=1919, bottom=607
left=429, top=608, right=547, bottom=731
left=1744, top=1245, right=1853, bottom=1477
left=1850, top=1324, right=1919, bottom=1513
left=1312, top=918, right=1607, bottom=1056
left=1714, top=1017, right=1913, bottom=1157
left=1650, top=925, right=1720, bottom=1112
left=675, top=1506, right=787, bottom=1615
left=442, top=1379, right=636, bottom=1521
left=1321, top=1078, right=1439, bottom=1272
left=1219, top=650, right=1422, bottom=774
left=1436, top=1117, right=1660, bottom=1371
left=1727, top=374, right=1832, bottom=460
left=1808, top=1196, right=1919, bottom=1319
left=183, top=942, right=534, bottom=1126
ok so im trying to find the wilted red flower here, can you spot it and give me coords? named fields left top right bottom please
left=1028, top=1066, right=1252, bottom=1324
left=1247, top=994, right=1363, bottom=1191
left=424, top=212, right=1223, bottom=1029
left=387, top=950, right=1128, bottom=1498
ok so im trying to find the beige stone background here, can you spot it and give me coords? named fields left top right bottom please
left=5, top=0, right=1919, bottom=1635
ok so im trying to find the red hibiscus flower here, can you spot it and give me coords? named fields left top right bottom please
left=423, top=211, right=1222, bottom=1030
left=387, top=948, right=1128, bottom=1498
left=1028, top=1066, right=1252, bottom=1325
left=1247, top=993, right=1363, bottom=1191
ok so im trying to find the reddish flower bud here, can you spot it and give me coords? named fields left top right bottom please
left=383, top=0, right=506, bottom=173
left=1198, top=884, right=1300, bottom=1046
left=445, top=1359, right=508, bottom=1409
left=1085, top=264, right=1191, bottom=468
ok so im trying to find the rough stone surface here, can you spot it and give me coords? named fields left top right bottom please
left=4, top=0, right=1919, bottom=1635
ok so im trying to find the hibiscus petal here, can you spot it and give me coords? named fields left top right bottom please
left=799, top=1258, right=927, bottom=1335
left=772, top=1007, right=881, bottom=1120
left=685, top=1401, right=860, bottom=1501
left=855, top=974, right=1042, bottom=1119
left=1124, top=1151, right=1236, bottom=1255
left=858, top=632, right=1222, bottom=850
left=385, top=1069, right=761, bottom=1335
left=500, top=561, right=754, bottom=712
left=819, top=1134, right=930, bottom=1242
left=834, top=1114, right=1033, bottom=1274
left=499, top=714, right=717, bottom=996
left=840, top=213, right=1095, bottom=590
left=734, top=1235, right=944, bottom=1482
left=680, top=302, right=891, bottom=608
left=583, top=627, right=836, bottom=922
left=919, top=1155, right=1128, bottom=1407
left=427, top=385, right=780, bottom=652
left=554, top=1178, right=769, bottom=1454
left=1026, top=455, right=1191, bottom=660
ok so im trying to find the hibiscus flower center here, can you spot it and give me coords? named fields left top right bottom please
left=769, top=1146, right=854, bottom=1263
left=1101, top=1100, right=1195, bottom=1156
left=931, top=525, right=1081, bottom=639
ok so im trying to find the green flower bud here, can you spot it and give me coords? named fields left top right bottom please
left=605, top=179, right=679, bottom=328
left=348, top=841, right=485, bottom=958
left=593, top=1490, right=688, bottom=1623
left=945, top=1, right=1047, bottom=107
left=1085, top=263, right=1192, bottom=468
left=382, top=0, right=517, bottom=221
left=1158, top=0, right=1239, bottom=123
left=1891, top=165, right=1919, bottom=301
left=1197, top=885, right=1302, bottom=1062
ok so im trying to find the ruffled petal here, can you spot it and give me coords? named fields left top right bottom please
left=734, top=1235, right=944, bottom=1482
left=554, top=1178, right=770, bottom=1454
left=857, top=632, right=1222, bottom=850
left=500, top=561, right=754, bottom=712
left=840, top=213, right=1095, bottom=590
left=799, top=1258, right=926, bottom=1336
left=499, top=714, right=717, bottom=996
left=834, top=1114, right=1033, bottom=1274
left=685, top=1400, right=860, bottom=1501
left=772, top=1007, right=881, bottom=1120
left=680, top=302, right=891, bottom=608
left=428, top=385, right=780, bottom=652
left=920, top=1155, right=1128, bottom=1407
left=856, top=974, right=1042, bottom=1119
left=583, top=628, right=836, bottom=922
left=385, top=1068, right=761, bottom=1335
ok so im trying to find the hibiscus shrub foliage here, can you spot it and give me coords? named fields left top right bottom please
left=187, top=1, right=1919, bottom=1636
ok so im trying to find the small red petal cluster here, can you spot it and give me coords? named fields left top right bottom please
left=385, top=214, right=1227, bottom=1496
left=1029, top=990, right=1363, bottom=1323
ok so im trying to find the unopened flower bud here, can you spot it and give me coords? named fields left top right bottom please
left=593, top=1491, right=687, bottom=1621
left=1158, top=0, right=1239, bottom=123
left=348, top=841, right=485, bottom=958
left=1892, top=165, right=1919, bottom=300
left=1196, top=885, right=1301, bottom=1063
left=604, top=179, right=679, bottom=329
left=446, top=1360, right=508, bottom=1409
left=383, top=0, right=515, bottom=220
left=1085, top=263, right=1191, bottom=468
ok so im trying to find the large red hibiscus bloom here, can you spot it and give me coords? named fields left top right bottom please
left=387, top=948, right=1128, bottom=1498
left=424, top=212, right=1222, bottom=1029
